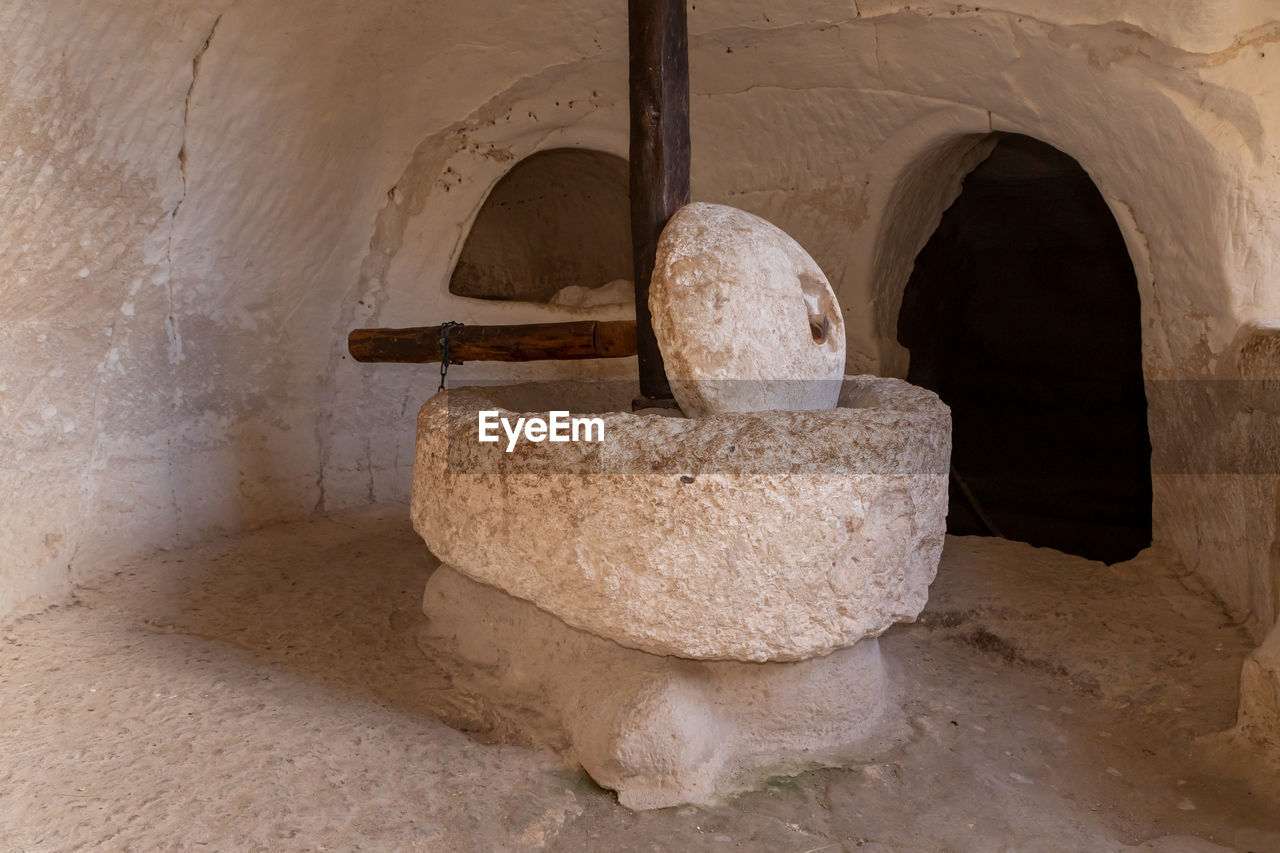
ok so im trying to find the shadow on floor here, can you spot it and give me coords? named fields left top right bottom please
left=79, top=506, right=1253, bottom=743
left=80, top=505, right=520, bottom=738
left=43, top=505, right=1280, bottom=851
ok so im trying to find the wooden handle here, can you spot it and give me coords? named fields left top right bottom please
left=347, top=320, right=638, bottom=363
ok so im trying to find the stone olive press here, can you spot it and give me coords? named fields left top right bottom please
left=410, top=204, right=951, bottom=807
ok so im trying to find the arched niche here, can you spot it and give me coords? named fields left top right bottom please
left=448, top=148, right=632, bottom=304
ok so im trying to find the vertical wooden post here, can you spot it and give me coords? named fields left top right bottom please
left=629, top=0, right=690, bottom=405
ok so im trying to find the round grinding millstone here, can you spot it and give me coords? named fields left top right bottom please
left=650, top=202, right=846, bottom=416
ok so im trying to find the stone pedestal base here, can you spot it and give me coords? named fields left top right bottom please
left=420, top=565, right=899, bottom=810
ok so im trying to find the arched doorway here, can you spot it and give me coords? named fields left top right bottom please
left=897, top=133, right=1152, bottom=564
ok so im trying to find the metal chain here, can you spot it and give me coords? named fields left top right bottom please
left=437, top=321, right=465, bottom=392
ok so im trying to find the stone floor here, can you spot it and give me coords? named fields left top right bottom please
left=1, top=506, right=1278, bottom=852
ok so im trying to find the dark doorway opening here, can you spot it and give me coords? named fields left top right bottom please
left=897, top=133, right=1152, bottom=563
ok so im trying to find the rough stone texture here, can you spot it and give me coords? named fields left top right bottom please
left=1236, top=623, right=1280, bottom=761
left=411, top=376, right=950, bottom=662
left=3, top=0, right=1279, bottom=748
left=422, top=564, right=895, bottom=810
left=651, top=202, right=846, bottom=416
left=549, top=278, right=634, bottom=308
left=4, top=510, right=1275, bottom=849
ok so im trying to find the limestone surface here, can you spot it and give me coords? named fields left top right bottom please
left=421, top=563, right=895, bottom=810
left=548, top=278, right=634, bottom=308
left=411, top=376, right=951, bottom=662
left=6, top=7, right=1280, bottom=744
left=1237, top=623, right=1280, bottom=760
left=650, top=202, right=846, bottom=416
left=7, top=512, right=1272, bottom=847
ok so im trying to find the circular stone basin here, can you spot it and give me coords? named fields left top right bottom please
left=411, top=376, right=951, bottom=662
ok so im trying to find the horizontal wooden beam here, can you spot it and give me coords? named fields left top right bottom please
left=347, top=320, right=638, bottom=364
